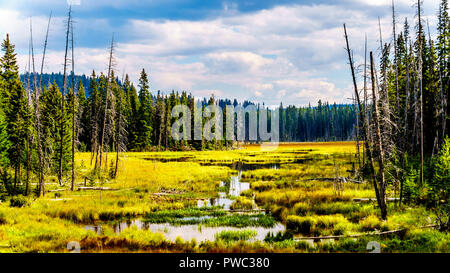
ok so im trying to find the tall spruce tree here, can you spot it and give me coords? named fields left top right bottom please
left=136, top=69, right=153, bottom=151
left=1, top=34, right=28, bottom=193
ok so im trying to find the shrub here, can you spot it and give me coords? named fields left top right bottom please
left=9, top=195, right=28, bottom=208
left=430, top=136, right=450, bottom=205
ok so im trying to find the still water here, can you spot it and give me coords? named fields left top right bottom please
left=85, top=219, right=285, bottom=242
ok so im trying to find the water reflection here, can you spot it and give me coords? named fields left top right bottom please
left=84, top=160, right=287, bottom=243
left=198, top=170, right=250, bottom=210
left=85, top=219, right=285, bottom=242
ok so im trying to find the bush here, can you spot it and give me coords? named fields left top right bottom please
left=431, top=136, right=450, bottom=205
left=9, top=195, right=28, bottom=208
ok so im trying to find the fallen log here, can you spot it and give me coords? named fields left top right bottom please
left=307, top=177, right=363, bottom=184
left=294, top=224, right=438, bottom=241
left=228, top=208, right=267, bottom=213
left=47, top=189, right=67, bottom=192
left=76, top=187, right=115, bottom=191
left=353, top=197, right=399, bottom=202
left=152, top=190, right=185, bottom=196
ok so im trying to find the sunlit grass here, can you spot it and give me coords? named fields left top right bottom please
left=0, top=142, right=446, bottom=253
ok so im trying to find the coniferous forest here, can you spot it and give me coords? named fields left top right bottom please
left=0, top=0, right=448, bottom=255
left=0, top=37, right=359, bottom=196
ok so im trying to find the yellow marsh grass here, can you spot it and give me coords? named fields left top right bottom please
left=76, top=153, right=232, bottom=194
left=3, top=141, right=426, bottom=252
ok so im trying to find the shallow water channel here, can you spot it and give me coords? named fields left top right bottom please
left=85, top=162, right=285, bottom=242
left=85, top=220, right=285, bottom=242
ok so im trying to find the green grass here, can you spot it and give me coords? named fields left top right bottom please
left=215, top=230, right=257, bottom=242
left=143, top=212, right=277, bottom=228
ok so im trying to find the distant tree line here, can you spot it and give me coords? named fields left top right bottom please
left=0, top=29, right=359, bottom=197
left=19, top=72, right=359, bottom=146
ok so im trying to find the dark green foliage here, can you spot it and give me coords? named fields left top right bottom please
left=0, top=110, right=10, bottom=168
left=9, top=194, right=28, bottom=207
left=1, top=34, right=28, bottom=192
left=40, top=82, right=71, bottom=176
left=431, top=137, right=450, bottom=205
left=135, top=69, right=153, bottom=151
left=77, top=81, right=89, bottom=151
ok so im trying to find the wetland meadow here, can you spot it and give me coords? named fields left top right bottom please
left=1, top=142, right=448, bottom=253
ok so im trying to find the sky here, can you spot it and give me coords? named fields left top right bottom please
left=0, top=0, right=443, bottom=107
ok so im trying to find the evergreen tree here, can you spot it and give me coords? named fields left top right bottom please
left=0, top=110, right=10, bottom=169
left=127, top=83, right=140, bottom=151
left=1, top=34, right=28, bottom=192
left=40, top=82, right=71, bottom=178
left=136, top=69, right=153, bottom=151
left=77, top=81, right=89, bottom=151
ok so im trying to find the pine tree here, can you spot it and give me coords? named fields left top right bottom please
left=88, top=71, right=101, bottom=164
left=126, top=82, right=140, bottom=151
left=136, top=69, right=153, bottom=151
left=112, top=75, right=127, bottom=177
left=0, top=110, right=10, bottom=169
left=437, top=0, right=449, bottom=142
left=1, top=34, right=28, bottom=193
left=77, top=81, right=89, bottom=151
left=40, top=82, right=71, bottom=179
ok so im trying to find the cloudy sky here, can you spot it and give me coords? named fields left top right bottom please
left=0, top=0, right=442, bottom=106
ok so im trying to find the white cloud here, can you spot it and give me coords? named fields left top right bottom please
left=2, top=1, right=444, bottom=106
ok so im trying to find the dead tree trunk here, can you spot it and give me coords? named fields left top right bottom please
left=70, top=18, right=76, bottom=191
left=99, top=35, right=115, bottom=171
left=344, top=24, right=383, bottom=212
left=59, top=6, right=72, bottom=186
left=25, top=18, right=33, bottom=196
left=392, top=0, right=400, bottom=129
left=36, top=13, right=51, bottom=196
left=363, top=35, right=368, bottom=166
left=370, top=51, right=388, bottom=220
left=417, top=0, right=424, bottom=186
